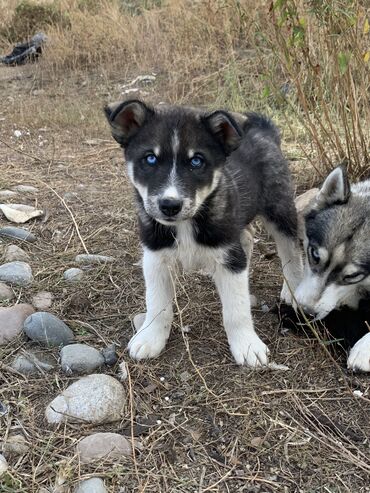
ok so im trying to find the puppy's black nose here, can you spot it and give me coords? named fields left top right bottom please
left=159, top=198, right=183, bottom=217
left=301, top=305, right=317, bottom=317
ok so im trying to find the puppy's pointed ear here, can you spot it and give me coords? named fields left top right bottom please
left=104, top=100, right=154, bottom=146
left=203, top=111, right=242, bottom=152
left=316, top=165, right=350, bottom=208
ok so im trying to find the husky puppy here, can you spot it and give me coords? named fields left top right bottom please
left=295, top=166, right=370, bottom=371
left=105, top=100, right=302, bottom=367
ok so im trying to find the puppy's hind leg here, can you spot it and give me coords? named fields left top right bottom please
left=261, top=202, right=303, bottom=305
left=128, top=247, right=174, bottom=360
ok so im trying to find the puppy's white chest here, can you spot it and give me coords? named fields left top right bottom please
left=174, top=222, right=223, bottom=273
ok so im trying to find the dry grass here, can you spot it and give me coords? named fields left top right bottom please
left=0, top=1, right=370, bottom=492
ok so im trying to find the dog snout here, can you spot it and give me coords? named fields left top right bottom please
left=299, top=303, right=318, bottom=318
left=159, top=198, right=183, bottom=217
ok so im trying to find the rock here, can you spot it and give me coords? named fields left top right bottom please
left=4, top=244, right=30, bottom=262
left=11, top=350, right=56, bottom=375
left=60, top=344, right=105, bottom=374
left=0, top=454, right=8, bottom=477
left=0, top=304, right=35, bottom=345
left=76, top=432, right=131, bottom=463
left=74, top=478, right=107, bottom=493
left=2, top=434, right=29, bottom=456
left=12, top=185, right=39, bottom=193
left=0, top=261, right=33, bottom=286
left=24, top=312, right=74, bottom=347
left=45, top=374, right=126, bottom=424
left=32, top=291, right=53, bottom=310
left=75, top=254, right=115, bottom=265
left=101, top=344, right=118, bottom=366
left=0, top=226, right=36, bottom=243
left=250, top=294, right=258, bottom=308
left=0, top=204, right=43, bottom=224
left=63, top=268, right=84, bottom=283
left=0, top=401, right=8, bottom=416
left=0, top=190, right=18, bottom=199
left=0, top=282, right=14, bottom=301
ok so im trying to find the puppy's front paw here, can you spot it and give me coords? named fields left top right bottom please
left=128, top=324, right=169, bottom=360
left=347, top=333, right=370, bottom=372
left=229, top=331, right=269, bottom=367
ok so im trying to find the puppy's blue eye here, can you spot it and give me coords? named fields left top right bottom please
left=190, top=156, right=204, bottom=168
left=308, top=246, right=320, bottom=264
left=145, top=154, right=157, bottom=166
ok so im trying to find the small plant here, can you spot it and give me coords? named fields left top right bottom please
left=259, top=0, right=369, bottom=179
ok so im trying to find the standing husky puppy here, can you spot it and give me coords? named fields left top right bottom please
left=105, top=100, right=302, bottom=367
left=295, top=166, right=370, bottom=371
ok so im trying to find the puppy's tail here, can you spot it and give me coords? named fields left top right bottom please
left=243, top=112, right=281, bottom=146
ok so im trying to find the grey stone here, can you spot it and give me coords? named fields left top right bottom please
left=0, top=204, right=43, bottom=224
left=11, top=350, right=56, bottom=375
left=0, top=261, right=33, bottom=286
left=74, top=478, right=107, bottom=493
left=60, top=344, right=105, bottom=374
left=75, top=254, right=115, bottom=265
left=12, top=185, right=39, bottom=193
left=32, top=291, right=53, bottom=310
left=0, top=227, right=36, bottom=243
left=45, top=374, right=126, bottom=424
left=0, top=282, right=14, bottom=301
left=0, top=304, right=35, bottom=345
left=101, top=344, right=118, bottom=366
left=4, top=244, right=30, bottom=262
left=0, top=190, right=18, bottom=199
left=0, top=454, right=8, bottom=477
left=63, top=268, right=84, bottom=283
left=76, top=432, right=131, bottom=463
left=24, top=312, right=74, bottom=347
left=2, top=434, right=29, bottom=456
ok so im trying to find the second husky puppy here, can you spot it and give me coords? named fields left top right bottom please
left=295, top=166, right=370, bottom=371
left=105, top=100, right=302, bottom=367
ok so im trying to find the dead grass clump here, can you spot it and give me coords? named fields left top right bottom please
left=0, top=0, right=70, bottom=42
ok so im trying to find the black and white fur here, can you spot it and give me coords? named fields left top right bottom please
left=295, top=166, right=370, bottom=372
left=105, top=100, right=302, bottom=367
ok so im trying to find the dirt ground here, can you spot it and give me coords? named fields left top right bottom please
left=0, top=62, right=369, bottom=493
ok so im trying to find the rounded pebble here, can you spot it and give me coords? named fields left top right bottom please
left=0, top=282, right=14, bottom=301
left=0, top=304, right=35, bottom=345
left=0, top=454, right=8, bottom=477
left=74, top=478, right=107, bottom=493
left=101, top=343, right=118, bottom=366
left=11, top=350, right=56, bottom=375
left=60, top=343, right=105, bottom=374
left=32, top=291, right=53, bottom=310
left=24, top=312, right=74, bottom=347
left=3, top=244, right=30, bottom=262
left=45, top=374, right=126, bottom=424
left=63, top=268, right=84, bottom=282
left=2, top=434, right=29, bottom=456
left=76, top=432, right=132, bottom=463
left=0, top=261, right=33, bottom=286
left=0, top=227, right=36, bottom=243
